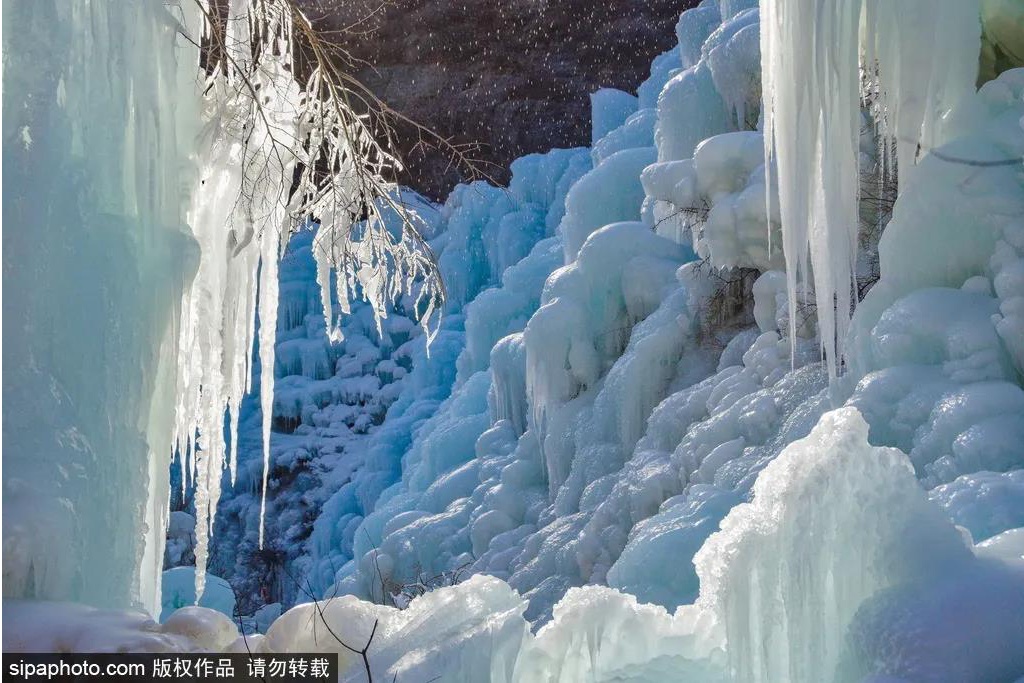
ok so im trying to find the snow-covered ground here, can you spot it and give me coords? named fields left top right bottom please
left=4, top=0, right=1024, bottom=681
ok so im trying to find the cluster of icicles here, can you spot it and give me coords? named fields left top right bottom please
left=170, top=0, right=440, bottom=598
left=761, top=0, right=979, bottom=377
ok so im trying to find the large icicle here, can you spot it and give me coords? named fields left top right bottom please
left=760, top=0, right=861, bottom=379
left=761, top=0, right=981, bottom=378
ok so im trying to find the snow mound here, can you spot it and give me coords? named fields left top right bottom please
left=266, top=575, right=528, bottom=683
left=3, top=600, right=237, bottom=653
left=930, top=470, right=1024, bottom=543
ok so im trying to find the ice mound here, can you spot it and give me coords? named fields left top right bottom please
left=644, top=131, right=783, bottom=270
left=605, top=485, right=742, bottom=610
left=160, top=566, right=236, bottom=623
left=559, top=147, right=656, bottom=261
left=930, top=470, right=1024, bottom=543
left=589, top=88, right=639, bottom=145
left=977, top=527, right=1024, bottom=562
left=525, top=408, right=1019, bottom=682
left=841, top=557, right=1024, bottom=682
left=694, top=407, right=971, bottom=681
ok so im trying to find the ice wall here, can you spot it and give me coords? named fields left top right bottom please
left=294, top=8, right=1024, bottom=677
left=2, top=0, right=201, bottom=613
left=318, top=3, right=774, bottom=623
left=201, top=2, right=745, bottom=620
left=305, top=150, right=589, bottom=600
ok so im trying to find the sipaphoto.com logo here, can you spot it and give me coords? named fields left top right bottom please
left=7, top=656, right=147, bottom=680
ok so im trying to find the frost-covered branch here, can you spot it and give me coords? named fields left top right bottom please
left=193, top=0, right=446, bottom=335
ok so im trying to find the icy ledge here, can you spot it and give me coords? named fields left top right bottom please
left=16, top=408, right=1022, bottom=681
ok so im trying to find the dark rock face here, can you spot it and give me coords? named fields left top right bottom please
left=301, top=0, right=697, bottom=198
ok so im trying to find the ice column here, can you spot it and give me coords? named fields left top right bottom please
left=2, top=0, right=202, bottom=615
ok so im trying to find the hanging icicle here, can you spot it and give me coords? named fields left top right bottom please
left=760, top=0, right=980, bottom=380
